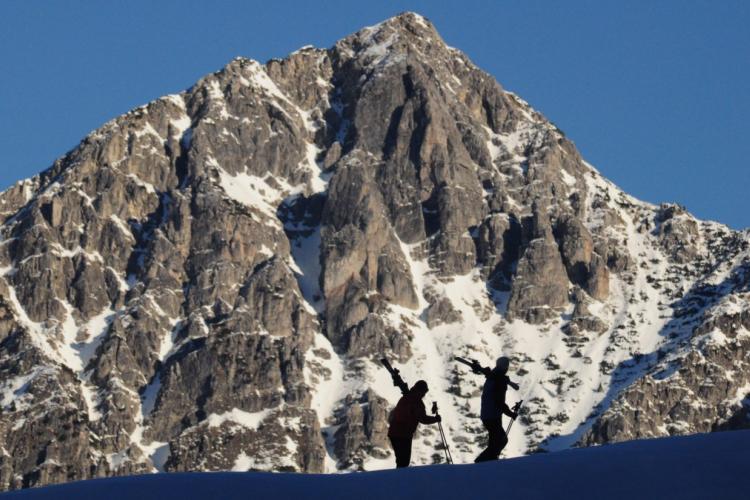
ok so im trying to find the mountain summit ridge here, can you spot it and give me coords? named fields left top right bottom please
left=0, top=12, right=748, bottom=490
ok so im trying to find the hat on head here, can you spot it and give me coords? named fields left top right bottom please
left=495, top=356, right=510, bottom=372
left=412, top=380, right=429, bottom=394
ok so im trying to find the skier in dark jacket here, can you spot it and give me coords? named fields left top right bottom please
left=387, top=380, right=441, bottom=468
left=475, top=356, right=518, bottom=462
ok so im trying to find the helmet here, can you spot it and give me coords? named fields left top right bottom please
left=495, top=356, right=510, bottom=373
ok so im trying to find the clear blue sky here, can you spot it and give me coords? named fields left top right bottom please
left=1, top=1, right=748, bottom=228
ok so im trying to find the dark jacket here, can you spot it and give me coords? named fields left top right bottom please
left=480, top=368, right=515, bottom=421
left=387, top=391, right=439, bottom=438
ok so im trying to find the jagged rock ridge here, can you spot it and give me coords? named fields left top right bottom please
left=0, top=12, right=748, bottom=490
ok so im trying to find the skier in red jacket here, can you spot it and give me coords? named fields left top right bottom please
left=387, top=380, right=441, bottom=468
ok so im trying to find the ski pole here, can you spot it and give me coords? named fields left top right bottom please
left=505, top=400, right=523, bottom=434
left=505, top=374, right=537, bottom=435
left=439, top=423, right=453, bottom=464
left=436, top=412, right=452, bottom=464
left=431, top=402, right=453, bottom=464
left=432, top=402, right=449, bottom=464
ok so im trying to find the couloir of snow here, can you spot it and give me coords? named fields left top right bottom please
left=4, top=430, right=747, bottom=500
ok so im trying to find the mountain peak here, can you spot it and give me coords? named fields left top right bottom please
left=333, top=11, right=450, bottom=70
left=361, top=12, right=438, bottom=39
left=0, top=12, right=748, bottom=492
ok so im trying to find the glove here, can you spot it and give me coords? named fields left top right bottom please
left=435, top=415, right=442, bottom=423
left=511, top=411, right=519, bottom=420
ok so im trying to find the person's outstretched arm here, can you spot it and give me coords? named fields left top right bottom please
left=416, top=402, right=441, bottom=424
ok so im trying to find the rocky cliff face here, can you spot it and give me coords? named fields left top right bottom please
left=0, top=12, right=747, bottom=490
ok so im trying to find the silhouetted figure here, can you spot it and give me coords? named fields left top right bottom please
left=387, top=380, right=441, bottom=468
left=475, top=356, right=518, bottom=462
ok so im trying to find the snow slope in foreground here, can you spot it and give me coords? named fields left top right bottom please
left=5, top=431, right=747, bottom=500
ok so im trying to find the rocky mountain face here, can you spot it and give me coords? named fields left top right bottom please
left=0, top=12, right=748, bottom=490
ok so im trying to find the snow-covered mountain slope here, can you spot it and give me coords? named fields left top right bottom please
left=0, top=11, right=748, bottom=491
left=5, top=430, right=749, bottom=500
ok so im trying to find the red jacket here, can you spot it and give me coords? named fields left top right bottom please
left=387, top=392, right=439, bottom=438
